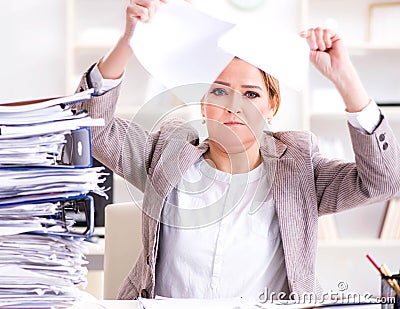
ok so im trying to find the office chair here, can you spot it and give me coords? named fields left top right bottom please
left=103, top=201, right=143, bottom=299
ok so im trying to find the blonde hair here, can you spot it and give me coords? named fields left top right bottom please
left=261, top=71, right=280, bottom=116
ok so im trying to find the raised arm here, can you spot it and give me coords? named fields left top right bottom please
left=75, top=0, right=167, bottom=191
left=98, top=0, right=167, bottom=79
left=300, top=28, right=370, bottom=113
left=300, top=28, right=400, bottom=214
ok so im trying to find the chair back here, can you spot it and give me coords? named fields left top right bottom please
left=103, top=201, right=143, bottom=299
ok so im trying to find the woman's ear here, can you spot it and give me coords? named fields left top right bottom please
left=200, top=102, right=207, bottom=124
left=266, top=95, right=278, bottom=123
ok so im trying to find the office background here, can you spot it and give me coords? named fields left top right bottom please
left=1, top=0, right=400, bottom=300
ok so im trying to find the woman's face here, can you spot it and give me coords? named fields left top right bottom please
left=202, top=58, right=276, bottom=154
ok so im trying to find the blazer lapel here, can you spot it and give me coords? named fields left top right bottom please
left=261, top=132, right=307, bottom=291
left=150, top=138, right=209, bottom=219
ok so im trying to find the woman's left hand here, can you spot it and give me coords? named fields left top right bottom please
left=300, top=27, right=370, bottom=113
left=300, top=27, right=352, bottom=86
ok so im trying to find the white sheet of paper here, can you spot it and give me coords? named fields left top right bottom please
left=0, top=89, right=94, bottom=111
left=0, top=117, right=104, bottom=137
left=0, top=264, right=80, bottom=307
left=0, top=131, right=68, bottom=146
left=131, top=0, right=235, bottom=102
left=218, top=20, right=310, bottom=92
left=131, top=0, right=310, bottom=98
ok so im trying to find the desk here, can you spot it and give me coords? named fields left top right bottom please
left=69, top=300, right=382, bottom=309
left=71, top=300, right=138, bottom=309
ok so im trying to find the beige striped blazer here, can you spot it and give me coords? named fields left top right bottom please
left=76, top=67, right=400, bottom=300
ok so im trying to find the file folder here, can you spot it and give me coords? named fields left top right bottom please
left=41, top=195, right=95, bottom=238
left=0, top=88, right=94, bottom=112
left=0, top=127, right=93, bottom=168
left=61, top=127, right=92, bottom=168
left=0, top=195, right=95, bottom=238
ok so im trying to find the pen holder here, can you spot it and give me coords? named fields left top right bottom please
left=381, top=274, right=400, bottom=309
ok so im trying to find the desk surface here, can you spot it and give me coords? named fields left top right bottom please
left=71, top=300, right=383, bottom=309
left=71, top=300, right=139, bottom=309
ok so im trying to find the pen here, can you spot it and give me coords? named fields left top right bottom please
left=366, top=254, right=400, bottom=297
left=381, top=264, right=400, bottom=297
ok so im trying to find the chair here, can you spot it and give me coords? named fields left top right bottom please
left=103, top=201, right=143, bottom=299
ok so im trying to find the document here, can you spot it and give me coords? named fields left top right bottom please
left=132, top=0, right=235, bottom=102
left=218, top=20, right=309, bottom=91
left=0, top=200, right=83, bottom=236
left=0, top=91, right=103, bottom=168
left=0, top=90, right=103, bottom=137
left=0, top=236, right=87, bottom=308
left=0, top=167, right=108, bottom=202
left=0, top=132, right=67, bottom=147
left=0, top=89, right=94, bottom=112
left=0, top=234, right=89, bottom=302
left=131, top=0, right=309, bottom=101
left=0, top=117, right=104, bottom=137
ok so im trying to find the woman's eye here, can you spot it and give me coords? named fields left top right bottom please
left=244, top=91, right=260, bottom=99
left=211, top=88, right=228, bottom=96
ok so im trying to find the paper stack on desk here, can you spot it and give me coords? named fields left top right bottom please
left=0, top=90, right=107, bottom=308
left=0, top=89, right=103, bottom=167
left=0, top=236, right=88, bottom=308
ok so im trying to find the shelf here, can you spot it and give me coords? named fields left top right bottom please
left=74, top=44, right=113, bottom=51
left=310, top=106, right=400, bottom=122
left=310, top=111, right=345, bottom=118
left=381, top=106, right=400, bottom=115
left=74, top=37, right=117, bottom=51
left=348, top=43, right=400, bottom=53
left=318, top=239, right=400, bottom=247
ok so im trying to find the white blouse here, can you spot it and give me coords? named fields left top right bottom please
left=154, top=157, right=290, bottom=302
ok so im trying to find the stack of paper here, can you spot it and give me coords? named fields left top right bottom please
left=0, top=90, right=106, bottom=308
left=0, top=236, right=87, bottom=308
left=0, top=89, right=103, bottom=167
left=0, top=167, right=107, bottom=205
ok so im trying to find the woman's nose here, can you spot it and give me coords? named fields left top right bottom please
left=225, top=93, right=242, bottom=114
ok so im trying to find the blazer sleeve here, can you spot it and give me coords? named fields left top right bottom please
left=74, top=65, right=160, bottom=192
left=312, top=115, right=400, bottom=216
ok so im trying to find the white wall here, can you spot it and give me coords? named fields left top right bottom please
left=0, top=1, right=66, bottom=101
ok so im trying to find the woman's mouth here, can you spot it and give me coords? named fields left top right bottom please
left=223, top=121, right=245, bottom=127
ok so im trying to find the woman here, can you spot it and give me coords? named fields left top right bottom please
left=76, top=0, right=400, bottom=302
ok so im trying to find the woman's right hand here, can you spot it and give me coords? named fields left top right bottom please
left=123, top=0, right=168, bottom=41
left=98, top=0, right=167, bottom=80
